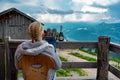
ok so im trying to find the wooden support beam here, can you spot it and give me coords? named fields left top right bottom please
left=110, top=42, right=120, bottom=55
left=0, top=42, right=5, bottom=80
left=62, top=62, right=97, bottom=68
left=96, top=36, right=110, bottom=80
left=109, top=65, right=120, bottom=79
left=8, top=40, right=98, bottom=49
left=5, top=38, right=18, bottom=80
left=5, top=38, right=11, bottom=80
left=57, top=42, right=98, bottom=49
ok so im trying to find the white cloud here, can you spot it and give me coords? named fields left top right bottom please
left=0, top=0, right=119, bottom=23
left=71, top=0, right=120, bottom=12
left=72, top=0, right=119, bottom=6
left=35, top=12, right=111, bottom=23
left=95, top=0, right=119, bottom=6
left=36, top=14, right=62, bottom=23
left=72, top=0, right=94, bottom=5
left=80, top=13, right=110, bottom=22
left=0, top=2, right=17, bottom=12
left=36, top=13, right=78, bottom=23
left=63, top=14, right=78, bottom=22
left=42, top=0, right=62, bottom=10
left=0, top=0, right=43, bottom=12
left=16, top=0, right=41, bottom=6
left=105, top=18, right=120, bottom=23
left=81, top=6, right=108, bottom=13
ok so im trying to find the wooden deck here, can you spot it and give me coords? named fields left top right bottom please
left=0, top=36, right=120, bottom=80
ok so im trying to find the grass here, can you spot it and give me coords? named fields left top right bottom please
left=56, top=56, right=88, bottom=76
left=59, top=56, right=68, bottom=62
left=56, top=68, right=88, bottom=77
left=56, top=69, right=71, bottom=76
left=79, top=48, right=120, bottom=63
left=79, top=48, right=97, bottom=56
left=112, top=64, right=120, bottom=69
left=69, top=52, right=96, bottom=62
left=68, top=68, right=88, bottom=76
left=110, top=57, right=120, bottom=69
left=79, top=48, right=120, bottom=69
left=110, top=57, right=120, bottom=63
left=18, top=72, right=23, bottom=77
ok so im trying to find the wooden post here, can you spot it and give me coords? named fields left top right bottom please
left=5, top=38, right=18, bottom=80
left=9, top=47, right=18, bottom=80
left=96, top=36, right=110, bottom=80
left=0, top=42, right=5, bottom=80
left=5, top=38, right=12, bottom=80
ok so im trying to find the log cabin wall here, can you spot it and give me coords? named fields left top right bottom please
left=0, top=8, right=40, bottom=40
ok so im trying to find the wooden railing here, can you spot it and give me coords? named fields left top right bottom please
left=0, top=36, right=120, bottom=80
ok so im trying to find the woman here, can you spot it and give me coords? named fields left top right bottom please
left=14, top=21, right=62, bottom=80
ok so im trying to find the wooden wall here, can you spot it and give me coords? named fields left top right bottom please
left=0, top=21, right=3, bottom=39
left=0, top=11, right=34, bottom=39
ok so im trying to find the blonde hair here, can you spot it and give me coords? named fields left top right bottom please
left=28, top=21, right=43, bottom=42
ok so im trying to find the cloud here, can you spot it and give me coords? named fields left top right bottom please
left=81, top=6, right=108, bottom=13
left=42, top=0, right=72, bottom=11
left=0, top=0, right=119, bottom=23
left=35, top=12, right=111, bottom=23
left=42, top=0, right=61, bottom=10
left=36, top=14, right=63, bottom=23
left=72, top=0, right=119, bottom=6
left=35, top=13, right=79, bottom=23
left=47, top=9, right=73, bottom=15
left=94, top=0, right=119, bottom=6
left=72, top=0, right=94, bottom=5
left=17, top=0, right=41, bottom=6
left=0, top=2, right=17, bottom=12
left=80, top=13, right=111, bottom=22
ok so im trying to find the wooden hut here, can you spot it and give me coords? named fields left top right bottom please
left=0, top=8, right=43, bottom=40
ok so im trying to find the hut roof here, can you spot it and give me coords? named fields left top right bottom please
left=0, top=8, right=44, bottom=25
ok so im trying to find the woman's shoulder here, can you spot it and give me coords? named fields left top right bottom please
left=17, top=40, right=31, bottom=49
left=19, top=40, right=31, bottom=45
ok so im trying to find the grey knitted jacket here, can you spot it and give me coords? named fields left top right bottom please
left=14, top=40, right=62, bottom=80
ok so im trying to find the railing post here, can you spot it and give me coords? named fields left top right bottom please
left=97, top=36, right=110, bottom=80
left=5, top=38, right=18, bottom=80
left=5, top=37, right=11, bottom=80
left=0, top=41, right=5, bottom=80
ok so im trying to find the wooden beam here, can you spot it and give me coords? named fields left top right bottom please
left=56, top=76, right=96, bottom=80
left=62, top=62, right=97, bottom=68
left=0, top=43, right=5, bottom=80
left=5, top=38, right=18, bottom=80
left=109, top=65, right=120, bottom=79
left=96, top=36, right=110, bottom=80
left=9, top=40, right=98, bottom=49
left=5, top=38, right=11, bottom=80
left=9, top=39, right=98, bottom=49
left=57, top=42, right=98, bottom=49
left=0, top=11, right=15, bottom=23
left=110, top=42, right=120, bottom=55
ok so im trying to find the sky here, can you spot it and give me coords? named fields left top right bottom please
left=0, top=0, right=120, bottom=23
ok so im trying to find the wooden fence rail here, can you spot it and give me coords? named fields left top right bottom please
left=110, top=42, right=120, bottom=55
left=0, top=36, right=120, bottom=80
left=62, top=62, right=97, bottom=68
